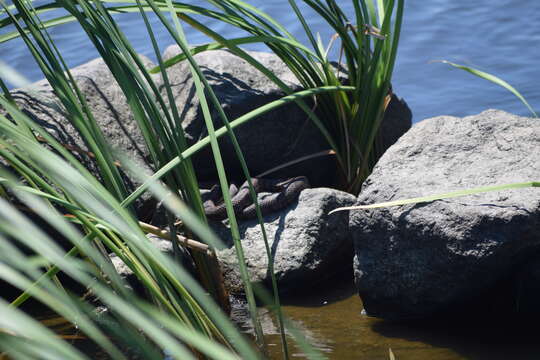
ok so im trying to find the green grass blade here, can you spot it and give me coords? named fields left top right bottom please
left=438, top=60, right=538, bottom=117
left=167, top=1, right=268, bottom=350
left=0, top=300, right=89, bottom=360
left=121, top=86, right=354, bottom=208
left=148, top=35, right=320, bottom=74
left=1, top=96, right=259, bottom=356
left=329, top=181, right=540, bottom=213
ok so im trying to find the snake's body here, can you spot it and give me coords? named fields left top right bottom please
left=203, top=176, right=309, bottom=220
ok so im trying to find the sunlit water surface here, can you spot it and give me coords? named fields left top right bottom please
left=1, top=1, right=539, bottom=121
left=2, top=1, right=540, bottom=359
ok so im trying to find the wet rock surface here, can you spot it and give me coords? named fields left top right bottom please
left=350, top=109, right=540, bottom=320
left=213, top=187, right=356, bottom=295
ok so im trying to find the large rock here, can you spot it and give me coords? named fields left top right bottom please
left=2, top=56, right=158, bottom=217
left=110, top=234, right=196, bottom=294
left=214, top=188, right=356, bottom=295
left=350, top=109, right=540, bottom=320
left=162, top=46, right=412, bottom=187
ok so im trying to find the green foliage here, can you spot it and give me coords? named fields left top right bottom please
left=155, top=0, right=404, bottom=194
left=330, top=181, right=540, bottom=213
left=437, top=60, right=538, bottom=117
left=0, top=0, right=403, bottom=358
left=0, top=101, right=257, bottom=359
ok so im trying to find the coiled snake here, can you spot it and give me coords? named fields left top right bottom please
left=202, top=176, right=310, bottom=220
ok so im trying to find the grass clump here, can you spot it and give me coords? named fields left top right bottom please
left=0, top=0, right=405, bottom=359
left=158, top=0, right=404, bottom=194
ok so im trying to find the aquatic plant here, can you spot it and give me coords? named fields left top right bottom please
left=0, top=0, right=358, bottom=358
left=0, top=100, right=258, bottom=360
left=156, top=0, right=404, bottom=194
left=0, top=0, right=403, bottom=358
left=436, top=60, right=538, bottom=117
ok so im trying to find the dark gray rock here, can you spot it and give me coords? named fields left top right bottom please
left=214, top=187, right=356, bottom=295
left=350, top=109, right=540, bottom=320
left=350, top=110, right=540, bottom=319
left=2, top=56, right=158, bottom=217
left=162, top=46, right=412, bottom=187
left=508, top=253, right=540, bottom=317
left=110, top=234, right=196, bottom=294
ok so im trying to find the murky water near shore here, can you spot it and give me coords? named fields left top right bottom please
left=38, top=279, right=540, bottom=360
left=253, top=277, right=540, bottom=360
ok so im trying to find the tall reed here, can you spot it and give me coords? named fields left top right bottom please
left=0, top=0, right=358, bottom=358
left=158, top=0, right=404, bottom=194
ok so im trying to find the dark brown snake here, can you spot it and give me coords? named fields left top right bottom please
left=202, top=176, right=310, bottom=221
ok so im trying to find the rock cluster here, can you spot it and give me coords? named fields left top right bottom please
left=3, top=48, right=412, bottom=297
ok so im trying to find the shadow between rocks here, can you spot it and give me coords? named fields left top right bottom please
left=278, top=269, right=356, bottom=307
left=371, top=314, right=540, bottom=360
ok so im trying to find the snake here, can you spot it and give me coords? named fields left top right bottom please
left=202, top=176, right=310, bottom=221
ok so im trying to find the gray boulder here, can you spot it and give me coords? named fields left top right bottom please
left=110, top=234, right=196, bottom=294
left=214, top=188, right=356, bottom=295
left=162, top=46, right=412, bottom=187
left=350, top=109, right=540, bottom=320
left=2, top=56, right=158, bottom=216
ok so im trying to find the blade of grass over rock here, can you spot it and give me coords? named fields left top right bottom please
left=1, top=0, right=130, bottom=206
left=4, top=103, right=218, bottom=338
left=174, top=11, right=338, bottom=154
left=143, top=2, right=339, bottom=355
left=437, top=60, right=538, bottom=117
left=329, top=181, right=540, bottom=213
left=132, top=0, right=227, bottom=309
left=0, top=98, right=221, bottom=331
left=0, top=0, right=262, bottom=346
left=257, top=149, right=336, bottom=178
left=49, top=0, right=229, bottom=311
left=148, top=35, right=321, bottom=74
left=163, top=0, right=271, bottom=350
left=0, top=300, right=90, bottom=360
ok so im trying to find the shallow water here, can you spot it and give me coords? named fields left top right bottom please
left=255, top=277, right=540, bottom=360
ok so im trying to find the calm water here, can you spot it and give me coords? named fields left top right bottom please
left=1, top=1, right=539, bottom=121
left=233, top=275, right=540, bottom=360
left=2, top=1, right=540, bottom=359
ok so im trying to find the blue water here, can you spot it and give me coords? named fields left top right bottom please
left=1, top=1, right=539, bottom=122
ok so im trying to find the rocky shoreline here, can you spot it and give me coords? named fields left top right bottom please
left=4, top=47, right=539, bottom=321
